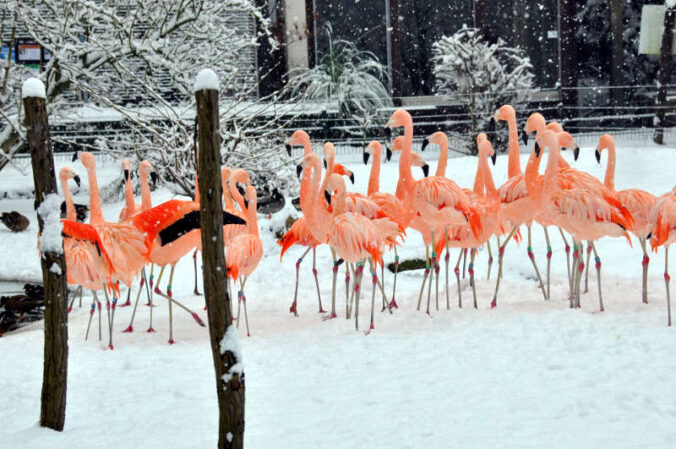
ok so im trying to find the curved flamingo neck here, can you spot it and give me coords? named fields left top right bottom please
left=603, top=143, right=616, bottom=190
left=229, top=173, right=247, bottom=212
left=435, top=139, right=448, bottom=177
left=221, top=172, right=235, bottom=211
left=246, top=195, right=259, bottom=237
left=543, top=137, right=561, bottom=201
left=367, top=147, right=382, bottom=195
left=84, top=163, right=104, bottom=223
left=473, top=156, right=484, bottom=195
left=124, top=172, right=136, bottom=215
left=524, top=151, right=542, bottom=203
left=321, top=151, right=335, bottom=198
left=139, top=170, right=152, bottom=211
left=506, top=114, right=522, bottom=178
left=332, top=181, right=347, bottom=216
left=60, top=175, right=76, bottom=221
left=395, top=117, right=414, bottom=201
left=479, top=152, right=498, bottom=200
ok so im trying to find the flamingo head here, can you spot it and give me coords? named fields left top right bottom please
left=229, top=168, right=251, bottom=192
left=244, top=185, right=257, bottom=211
left=524, top=113, right=546, bottom=145
left=296, top=153, right=320, bottom=178
left=477, top=132, right=488, bottom=147
left=596, top=134, right=614, bottom=164
left=546, top=122, right=564, bottom=133
left=287, top=130, right=310, bottom=156
left=364, top=140, right=382, bottom=165
left=59, top=166, right=81, bottom=187
left=325, top=173, right=346, bottom=206
left=494, top=104, right=516, bottom=124
left=409, top=152, right=429, bottom=177
left=122, top=158, right=132, bottom=181
left=556, top=131, right=578, bottom=160
left=479, top=139, right=496, bottom=166
left=386, top=136, right=405, bottom=161
left=424, top=131, right=447, bottom=152
left=140, top=160, right=157, bottom=186
left=73, top=151, right=96, bottom=169
left=323, top=142, right=335, bottom=168
left=385, top=109, right=411, bottom=139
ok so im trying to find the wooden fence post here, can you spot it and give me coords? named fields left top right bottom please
left=195, top=69, right=245, bottom=449
left=23, top=78, right=69, bottom=432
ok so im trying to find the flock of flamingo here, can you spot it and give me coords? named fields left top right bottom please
left=52, top=107, right=676, bottom=348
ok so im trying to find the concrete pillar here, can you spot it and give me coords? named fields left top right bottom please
left=284, top=0, right=310, bottom=72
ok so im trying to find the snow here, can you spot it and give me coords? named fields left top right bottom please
left=2, top=139, right=676, bottom=448
left=193, top=69, right=219, bottom=92
left=220, top=325, right=243, bottom=384
left=36, top=194, right=63, bottom=255
left=21, top=78, right=46, bottom=99
left=49, top=263, right=62, bottom=275
left=667, top=0, right=676, bottom=9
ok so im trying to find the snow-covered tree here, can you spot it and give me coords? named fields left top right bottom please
left=2, top=0, right=298, bottom=197
left=286, top=24, right=392, bottom=142
left=432, top=25, right=534, bottom=154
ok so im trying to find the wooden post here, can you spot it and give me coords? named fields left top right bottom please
left=655, top=6, right=676, bottom=145
left=195, top=70, right=245, bottom=449
left=474, top=0, right=486, bottom=36
left=23, top=78, right=69, bottom=432
left=610, top=0, right=624, bottom=107
left=559, top=0, right=578, bottom=120
left=386, top=0, right=403, bottom=103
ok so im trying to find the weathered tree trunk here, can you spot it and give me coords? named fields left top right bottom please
left=474, top=0, right=485, bottom=36
left=196, top=81, right=245, bottom=449
left=24, top=90, right=69, bottom=432
left=609, top=0, right=624, bottom=107
left=559, top=0, right=578, bottom=121
left=387, top=0, right=403, bottom=104
left=655, top=6, right=675, bottom=145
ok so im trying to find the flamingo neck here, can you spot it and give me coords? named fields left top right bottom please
left=140, top=171, right=152, bottom=211
left=305, top=160, right=329, bottom=242
left=524, top=150, right=542, bottom=203
left=221, top=174, right=235, bottom=211
left=194, top=176, right=200, bottom=203
left=396, top=122, right=414, bottom=201
left=507, top=115, right=522, bottom=178
left=543, top=142, right=560, bottom=201
left=60, top=176, right=76, bottom=221
left=435, top=139, right=448, bottom=177
left=473, top=155, right=484, bottom=195
left=479, top=153, right=498, bottom=200
left=84, top=163, right=104, bottom=223
left=604, top=144, right=616, bottom=190
left=367, top=148, right=381, bottom=195
left=124, top=173, right=136, bottom=215
left=246, top=196, right=259, bottom=237
left=321, top=152, right=335, bottom=196
left=229, top=176, right=246, bottom=213
left=333, top=183, right=347, bottom=216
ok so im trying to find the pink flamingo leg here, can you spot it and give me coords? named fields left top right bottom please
left=640, top=238, right=650, bottom=304
left=119, top=286, right=132, bottom=307
left=312, top=248, right=326, bottom=313
left=455, top=248, right=463, bottom=308
left=390, top=246, right=400, bottom=310
left=665, top=247, right=672, bottom=327
left=353, top=263, right=364, bottom=330
left=462, top=248, right=468, bottom=279
left=526, top=225, right=547, bottom=300
left=367, top=265, right=377, bottom=335
left=444, top=236, right=451, bottom=310
left=324, top=254, right=340, bottom=320
left=167, top=265, right=175, bottom=344
left=289, top=247, right=310, bottom=316
left=192, top=249, right=202, bottom=296
left=560, top=228, right=572, bottom=288
left=417, top=247, right=431, bottom=312
left=544, top=227, right=552, bottom=300
left=85, top=291, right=97, bottom=340
left=486, top=239, right=494, bottom=281
left=584, top=242, right=593, bottom=294
left=591, top=243, right=604, bottom=312
left=492, top=226, right=518, bottom=308
left=345, top=263, right=351, bottom=319
left=469, top=249, right=478, bottom=309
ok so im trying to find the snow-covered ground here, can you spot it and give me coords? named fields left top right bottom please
left=2, top=139, right=676, bottom=448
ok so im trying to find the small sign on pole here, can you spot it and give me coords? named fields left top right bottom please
left=639, top=5, right=676, bottom=55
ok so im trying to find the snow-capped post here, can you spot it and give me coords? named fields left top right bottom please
left=654, top=2, right=676, bottom=144
left=195, top=69, right=245, bottom=449
left=22, top=77, right=69, bottom=432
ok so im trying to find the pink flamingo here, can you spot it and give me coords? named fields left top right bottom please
left=648, top=186, right=676, bottom=325
left=595, top=134, right=656, bottom=303
left=226, top=185, right=264, bottom=336
left=531, top=130, right=633, bottom=310
left=118, top=159, right=139, bottom=222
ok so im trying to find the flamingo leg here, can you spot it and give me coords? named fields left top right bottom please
left=312, top=248, right=326, bottom=313
left=560, top=228, right=572, bottom=288
left=469, top=248, right=478, bottom=309
left=239, top=277, right=251, bottom=337
left=192, top=249, right=202, bottom=296
left=455, top=247, right=463, bottom=308
left=167, top=265, right=175, bottom=344
left=496, top=237, right=502, bottom=280
left=491, top=226, right=518, bottom=308
left=573, top=242, right=585, bottom=308
left=665, top=247, right=671, bottom=327
left=444, top=234, right=450, bottom=310
left=462, top=248, right=468, bottom=279
left=97, top=293, right=102, bottom=341
left=353, top=262, right=365, bottom=330
left=119, top=285, right=132, bottom=307
left=544, top=227, right=552, bottom=300
left=417, top=246, right=431, bottom=311
left=326, top=248, right=339, bottom=319
left=289, top=247, right=311, bottom=317
left=486, top=240, right=494, bottom=281
left=108, top=285, right=119, bottom=349
left=640, top=238, right=650, bottom=304
left=390, top=246, right=400, bottom=309
left=527, top=225, right=547, bottom=300
left=78, top=285, right=83, bottom=308
left=123, top=270, right=147, bottom=333
left=85, top=291, right=97, bottom=340
left=345, top=262, right=351, bottom=319
left=425, top=231, right=438, bottom=314
left=148, top=265, right=162, bottom=333
left=591, top=243, right=604, bottom=312
left=368, top=262, right=377, bottom=334
left=68, top=285, right=82, bottom=313
left=152, top=290, right=206, bottom=327
left=102, top=284, right=114, bottom=349
left=584, top=242, right=592, bottom=294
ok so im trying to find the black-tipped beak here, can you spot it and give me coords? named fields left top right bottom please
left=595, top=149, right=601, bottom=164
left=296, top=164, right=303, bottom=178
left=349, top=173, right=355, bottom=184
left=421, top=138, right=429, bottom=152
left=534, top=142, right=541, bottom=158
left=72, top=152, right=78, bottom=162
left=243, top=198, right=249, bottom=210
left=521, top=129, right=529, bottom=146
left=323, top=159, right=327, bottom=169
left=421, top=164, right=429, bottom=177
left=491, top=152, right=497, bottom=165
left=573, top=146, right=580, bottom=161
left=124, top=169, right=130, bottom=181
left=285, top=144, right=292, bottom=157
left=151, top=171, right=158, bottom=186
left=73, top=175, right=81, bottom=187
left=324, top=190, right=332, bottom=205
left=363, top=151, right=370, bottom=165
left=488, top=117, right=496, bottom=131
left=336, top=258, right=345, bottom=266
left=386, top=147, right=392, bottom=161
left=223, top=211, right=246, bottom=226
left=384, top=127, right=392, bottom=140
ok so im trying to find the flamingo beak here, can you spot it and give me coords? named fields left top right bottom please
left=595, top=148, right=601, bottom=164
left=491, top=152, right=497, bottom=165
left=323, top=159, right=327, bottom=169
left=488, top=116, right=496, bottom=131
left=363, top=151, right=370, bottom=165
left=324, top=190, right=332, bottom=205
left=534, top=142, right=541, bottom=158
left=386, top=147, right=393, bottom=161
left=296, top=164, right=303, bottom=178
left=521, top=127, right=529, bottom=146
left=421, top=164, right=429, bottom=177
left=421, top=138, right=429, bottom=152
left=124, top=169, right=130, bottom=181
left=223, top=211, right=246, bottom=226
left=384, top=127, right=392, bottom=140
left=573, top=146, right=580, bottom=161
left=73, top=175, right=81, bottom=187
left=285, top=144, right=292, bottom=157
left=349, top=172, right=355, bottom=184
left=151, top=171, right=158, bottom=186
left=71, top=152, right=78, bottom=162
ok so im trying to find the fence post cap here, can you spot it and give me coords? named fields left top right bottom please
left=22, top=78, right=46, bottom=99
left=194, top=69, right=219, bottom=92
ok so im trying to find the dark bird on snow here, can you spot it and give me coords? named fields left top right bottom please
left=0, top=211, right=30, bottom=232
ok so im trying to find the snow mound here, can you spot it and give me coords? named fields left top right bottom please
left=37, top=194, right=63, bottom=255
left=194, top=69, right=219, bottom=92
left=220, top=325, right=243, bottom=384
left=22, top=78, right=46, bottom=99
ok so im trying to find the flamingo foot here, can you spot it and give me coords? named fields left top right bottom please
left=154, top=286, right=162, bottom=295
left=146, top=327, right=156, bottom=333
left=119, top=300, right=131, bottom=307
left=389, top=298, right=398, bottom=309
left=108, top=344, right=114, bottom=350
left=289, top=301, right=298, bottom=316
left=490, top=298, right=497, bottom=309
left=168, top=339, right=175, bottom=345
left=322, top=312, right=338, bottom=321
left=144, top=302, right=156, bottom=307
left=318, top=306, right=327, bottom=314
left=68, top=306, right=73, bottom=313
left=366, top=323, right=374, bottom=335
left=192, top=313, right=206, bottom=327
left=123, top=325, right=133, bottom=333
